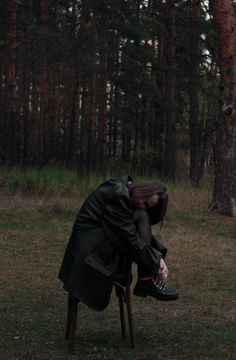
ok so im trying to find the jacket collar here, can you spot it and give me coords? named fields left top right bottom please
left=120, top=175, right=133, bottom=185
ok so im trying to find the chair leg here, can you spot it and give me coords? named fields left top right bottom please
left=66, top=294, right=78, bottom=354
left=118, top=287, right=126, bottom=339
left=126, top=280, right=135, bottom=348
left=65, top=293, right=73, bottom=340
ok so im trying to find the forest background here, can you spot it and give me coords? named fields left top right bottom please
left=0, top=0, right=235, bottom=217
left=0, top=1, right=236, bottom=359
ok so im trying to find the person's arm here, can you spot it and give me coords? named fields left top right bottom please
left=102, top=195, right=162, bottom=274
left=151, top=236, right=167, bottom=258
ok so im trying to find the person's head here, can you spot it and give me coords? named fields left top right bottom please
left=129, top=181, right=168, bottom=225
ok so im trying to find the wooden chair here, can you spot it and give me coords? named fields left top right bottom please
left=65, top=258, right=135, bottom=353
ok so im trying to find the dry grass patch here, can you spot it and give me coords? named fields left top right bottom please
left=0, top=189, right=235, bottom=360
left=168, top=180, right=212, bottom=215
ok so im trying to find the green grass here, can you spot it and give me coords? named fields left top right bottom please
left=0, top=166, right=185, bottom=196
left=0, top=190, right=235, bottom=360
left=0, top=166, right=110, bottom=196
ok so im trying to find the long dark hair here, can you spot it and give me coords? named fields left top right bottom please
left=129, top=181, right=168, bottom=225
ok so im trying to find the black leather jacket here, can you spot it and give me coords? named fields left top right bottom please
left=59, top=175, right=167, bottom=310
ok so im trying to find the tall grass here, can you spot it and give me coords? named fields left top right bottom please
left=167, top=178, right=213, bottom=215
left=0, top=165, right=213, bottom=204
left=0, top=166, right=173, bottom=195
left=0, top=167, right=109, bottom=196
left=0, top=166, right=215, bottom=220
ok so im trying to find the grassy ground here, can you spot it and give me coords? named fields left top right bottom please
left=0, top=185, right=235, bottom=360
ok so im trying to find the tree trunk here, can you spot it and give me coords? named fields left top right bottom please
left=110, top=39, right=121, bottom=159
left=20, top=64, right=30, bottom=166
left=189, top=0, right=202, bottom=186
left=0, top=64, right=7, bottom=163
left=67, top=74, right=80, bottom=168
left=163, top=0, right=176, bottom=180
left=38, top=0, right=50, bottom=165
left=156, top=36, right=165, bottom=172
left=98, top=25, right=108, bottom=174
left=87, top=73, right=97, bottom=173
left=210, top=0, right=236, bottom=216
left=7, top=0, right=18, bottom=164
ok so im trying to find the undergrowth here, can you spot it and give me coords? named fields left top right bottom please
left=0, top=167, right=108, bottom=196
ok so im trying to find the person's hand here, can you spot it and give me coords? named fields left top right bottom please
left=159, top=258, right=169, bottom=281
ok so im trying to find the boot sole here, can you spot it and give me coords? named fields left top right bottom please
left=133, top=290, right=179, bottom=301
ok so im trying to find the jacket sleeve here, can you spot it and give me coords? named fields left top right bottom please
left=102, top=195, right=162, bottom=274
left=151, top=235, right=167, bottom=259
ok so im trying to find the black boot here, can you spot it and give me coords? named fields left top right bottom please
left=133, top=278, right=179, bottom=301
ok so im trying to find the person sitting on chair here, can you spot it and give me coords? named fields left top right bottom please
left=58, top=175, right=179, bottom=311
